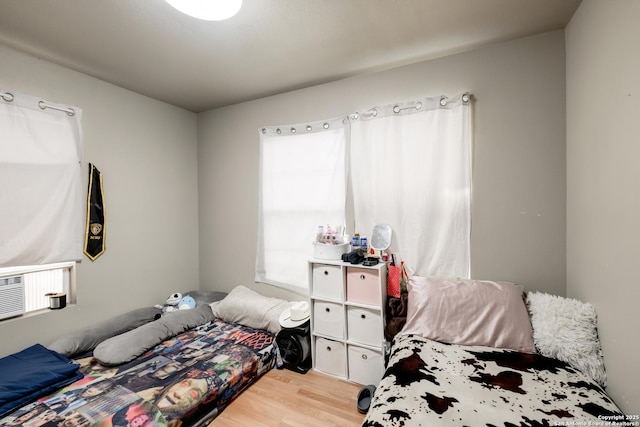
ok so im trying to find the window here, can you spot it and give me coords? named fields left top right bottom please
left=256, top=93, right=471, bottom=290
left=0, top=89, right=83, bottom=268
left=1, top=90, right=82, bottom=317
left=256, top=117, right=349, bottom=293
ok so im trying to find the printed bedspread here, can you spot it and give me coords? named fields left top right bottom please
left=363, top=334, right=625, bottom=427
left=1, top=320, right=279, bottom=427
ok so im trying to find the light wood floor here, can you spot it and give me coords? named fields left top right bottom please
left=211, top=368, right=366, bottom=426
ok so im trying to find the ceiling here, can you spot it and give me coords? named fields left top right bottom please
left=0, top=0, right=582, bottom=113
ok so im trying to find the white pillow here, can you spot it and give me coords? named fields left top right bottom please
left=209, top=285, right=294, bottom=334
left=526, top=291, right=607, bottom=387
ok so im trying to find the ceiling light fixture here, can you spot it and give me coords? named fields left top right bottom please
left=165, top=0, right=242, bottom=21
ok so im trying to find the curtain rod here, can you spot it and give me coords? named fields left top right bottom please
left=1, top=91, right=76, bottom=116
left=351, top=92, right=471, bottom=121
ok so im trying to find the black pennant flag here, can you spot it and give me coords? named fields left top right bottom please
left=84, top=163, right=105, bottom=261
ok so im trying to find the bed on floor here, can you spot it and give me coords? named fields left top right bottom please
left=0, top=286, right=293, bottom=427
left=364, top=276, right=626, bottom=427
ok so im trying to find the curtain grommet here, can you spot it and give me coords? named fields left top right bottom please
left=1, top=92, right=14, bottom=102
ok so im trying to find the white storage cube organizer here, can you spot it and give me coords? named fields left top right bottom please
left=309, top=259, right=387, bottom=385
left=347, top=306, right=382, bottom=347
left=315, top=337, right=347, bottom=378
left=347, top=345, right=384, bottom=386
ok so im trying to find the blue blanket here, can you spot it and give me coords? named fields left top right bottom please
left=0, top=344, right=83, bottom=417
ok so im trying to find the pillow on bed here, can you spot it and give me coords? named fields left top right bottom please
left=401, top=276, right=536, bottom=353
left=94, top=303, right=215, bottom=366
left=209, top=285, right=294, bottom=334
left=526, top=291, right=607, bottom=387
left=47, top=306, right=162, bottom=357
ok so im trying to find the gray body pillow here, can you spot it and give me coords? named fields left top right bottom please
left=47, top=306, right=162, bottom=357
left=93, top=304, right=215, bottom=366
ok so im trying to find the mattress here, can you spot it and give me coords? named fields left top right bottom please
left=362, top=334, right=625, bottom=426
left=0, top=319, right=280, bottom=427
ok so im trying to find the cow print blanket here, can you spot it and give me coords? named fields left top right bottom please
left=363, top=334, right=624, bottom=427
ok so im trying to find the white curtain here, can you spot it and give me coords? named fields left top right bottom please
left=256, top=117, right=349, bottom=292
left=0, top=90, right=83, bottom=267
left=350, top=94, right=471, bottom=278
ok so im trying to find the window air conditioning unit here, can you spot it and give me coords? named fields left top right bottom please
left=0, top=275, right=25, bottom=320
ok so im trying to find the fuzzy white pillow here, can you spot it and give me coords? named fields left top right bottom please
left=526, top=291, right=607, bottom=387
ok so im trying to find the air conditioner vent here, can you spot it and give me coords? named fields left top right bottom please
left=0, top=275, right=25, bottom=320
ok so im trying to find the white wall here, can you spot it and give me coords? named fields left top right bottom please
left=0, top=44, right=200, bottom=357
left=198, top=31, right=567, bottom=300
left=566, top=0, right=640, bottom=413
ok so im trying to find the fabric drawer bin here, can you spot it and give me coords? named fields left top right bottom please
left=346, top=267, right=380, bottom=305
left=315, top=337, right=347, bottom=378
left=313, top=301, right=344, bottom=339
left=347, top=306, right=382, bottom=347
left=312, top=264, right=343, bottom=300
left=348, top=345, right=384, bottom=386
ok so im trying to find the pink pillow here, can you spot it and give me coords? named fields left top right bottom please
left=401, top=276, right=536, bottom=353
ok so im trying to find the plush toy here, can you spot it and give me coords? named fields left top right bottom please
left=154, top=292, right=196, bottom=316
left=154, top=292, right=183, bottom=314
left=178, top=295, right=196, bottom=310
